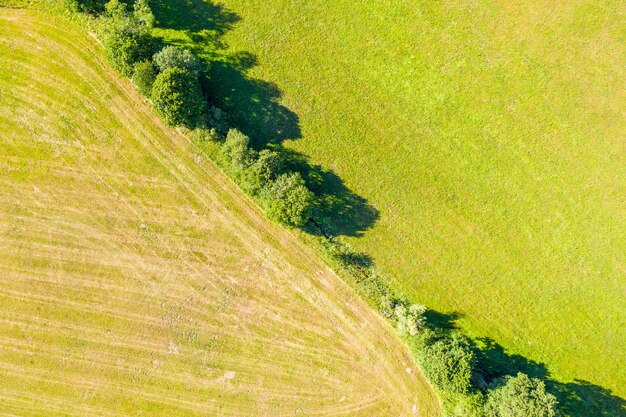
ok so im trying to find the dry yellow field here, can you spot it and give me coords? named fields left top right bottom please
left=0, top=9, right=439, bottom=416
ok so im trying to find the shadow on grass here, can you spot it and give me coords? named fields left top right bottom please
left=151, top=0, right=378, bottom=238
left=469, top=336, right=626, bottom=417
left=151, top=1, right=625, bottom=415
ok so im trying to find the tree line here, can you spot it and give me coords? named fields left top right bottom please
left=65, top=1, right=560, bottom=416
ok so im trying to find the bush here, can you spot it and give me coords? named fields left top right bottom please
left=133, top=0, right=154, bottom=28
left=103, top=0, right=126, bottom=19
left=203, top=105, right=229, bottom=139
left=153, top=45, right=202, bottom=76
left=220, top=129, right=257, bottom=172
left=261, top=172, right=313, bottom=227
left=131, top=60, right=156, bottom=96
left=241, top=149, right=284, bottom=194
left=484, top=373, right=558, bottom=417
left=394, top=302, right=427, bottom=336
left=151, top=67, right=207, bottom=127
left=420, top=332, right=476, bottom=394
left=103, top=21, right=157, bottom=76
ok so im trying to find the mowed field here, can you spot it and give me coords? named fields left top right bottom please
left=179, top=0, right=626, bottom=402
left=0, top=9, right=440, bottom=416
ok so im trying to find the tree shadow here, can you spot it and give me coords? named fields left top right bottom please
left=151, top=0, right=377, bottom=237
left=275, top=147, right=379, bottom=237
left=471, top=335, right=626, bottom=417
left=208, top=57, right=302, bottom=144
left=424, top=310, right=463, bottom=331
left=151, top=0, right=239, bottom=35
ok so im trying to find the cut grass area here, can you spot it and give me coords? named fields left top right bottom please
left=149, top=0, right=625, bottom=413
left=0, top=9, right=440, bottom=416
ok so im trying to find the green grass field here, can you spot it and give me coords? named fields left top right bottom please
left=0, top=9, right=440, bottom=416
left=150, top=0, right=626, bottom=412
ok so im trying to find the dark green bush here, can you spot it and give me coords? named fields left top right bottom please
left=420, top=332, right=476, bottom=394
left=200, top=105, right=229, bottom=140
left=241, top=149, right=284, bottom=195
left=485, top=373, right=558, bottom=417
left=151, top=67, right=207, bottom=127
left=131, top=60, right=156, bottom=96
left=103, top=22, right=157, bottom=77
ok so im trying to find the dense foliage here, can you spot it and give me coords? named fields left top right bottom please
left=420, top=332, right=476, bottom=394
left=101, top=0, right=157, bottom=77
left=153, top=46, right=202, bottom=76
left=393, top=302, right=426, bottom=336
left=151, top=67, right=206, bottom=127
left=485, top=373, right=558, bottom=417
left=261, top=172, right=313, bottom=227
left=131, top=60, right=156, bottom=96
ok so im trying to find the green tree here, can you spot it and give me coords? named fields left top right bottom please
left=103, top=22, right=157, bottom=76
left=104, top=0, right=127, bottom=19
left=241, top=149, right=284, bottom=194
left=131, top=60, right=156, bottom=96
left=420, top=332, right=476, bottom=394
left=394, top=302, right=427, bottom=336
left=220, top=129, right=257, bottom=172
left=151, top=67, right=207, bottom=127
left=153, top=46, right=202, bottom=76
left=261, top=172, right=313, bottom=227
left=133, top=0, right=154, bottom=27
left=485, top=373, right=558, bottom=417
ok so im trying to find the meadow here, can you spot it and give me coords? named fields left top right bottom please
left=0, top=8, right=440, bottom=416
left=150, top=0, right=625, bottom=414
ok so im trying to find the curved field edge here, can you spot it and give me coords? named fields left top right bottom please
left=0, top=8, right=440, bottom=417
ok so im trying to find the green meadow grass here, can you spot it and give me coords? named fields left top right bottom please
left=151, top=0, right=626, bottom=410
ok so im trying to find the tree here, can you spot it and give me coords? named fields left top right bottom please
left=104, top=0, right=126, bottom=19
left=133, top=0, right=154, bottom=28
left=394, top=302, right=427, bottom=336
left=131, top=60, right=156, bottom=96
left=220, top=129, right=257, bottom=172
left=153, top=46, right=202, bottom=76
left=421, top=332, right=476, bottom=394
left=261, top=172, right=313, bottom=227
left=151, top=67, right=207, bottom=127
left=103, top=21, right=157, bottom=76
left=241, top=149, right=284, bottom=194
left=484, top=373, right=558, bottom=417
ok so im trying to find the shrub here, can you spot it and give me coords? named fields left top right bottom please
left=131, top=60, right=156, bottom=96
left=420, top=332, right=476, bottom=394
left=220, top=129, right=257, bottom=172
left=103, top=0, right=126, bottom=19
left=153, top=45, right=202, bottom=76
left=151, top=67, right=207, bottom=127
left=484, top=373, right=558, bottom=417
left=203, top=105, right=229, bottom=139
left=190, top=127, right=219, bottom=143
left=133, top=0, right=154, bottom=28
left=394, top=302, right=427, bottom=336
left=261, top=172, right=313, bottom=227
left=103, top=21, right=157, bottom=76
left=241, top=149, right=284, bottom=194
